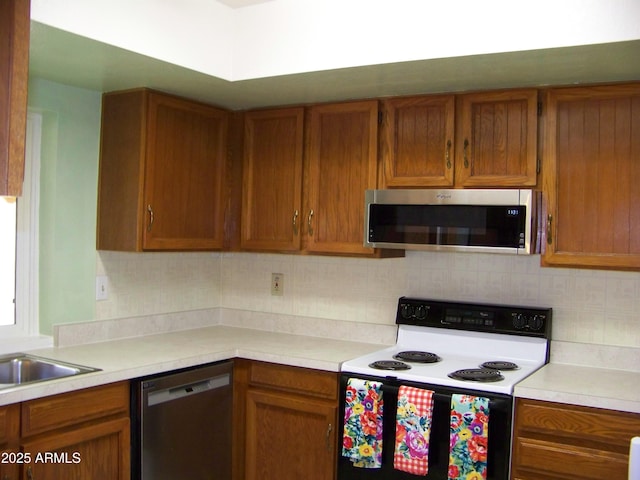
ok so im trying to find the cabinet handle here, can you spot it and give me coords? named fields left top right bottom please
left=326, top=423, right=333, bottom=451
left=292, top=209, right=299, bottom=235
left=307, top=209, right=314, bottom=236
left=445, top=139, right=452, bottom=169
left=147, top=204, right=154, bottom=232
left=463, top=138, right=470, bottom=168
left=546, top=214, right=553, bottom=245
left=26, top=466, right=34, bottom=480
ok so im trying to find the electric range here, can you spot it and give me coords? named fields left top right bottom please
left=337, top=297, right=552, bottom=480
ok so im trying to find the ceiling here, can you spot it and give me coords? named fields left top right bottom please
left=28, top=21, right=640, bottom=111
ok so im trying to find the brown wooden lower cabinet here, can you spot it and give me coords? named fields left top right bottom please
left=0, top=382, right=130, bottom=480
left=0, top=403, right=20, bottom=480
left=511, top=398, right=640, bottom=479
left=234, top=359, right=339, bottom=480
left=21, top=416, right=129, bottom=480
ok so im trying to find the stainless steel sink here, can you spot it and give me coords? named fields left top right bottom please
left=0, top=353, right=100, bottom=388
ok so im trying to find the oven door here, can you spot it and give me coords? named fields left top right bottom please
left=337, top=374, right=513, bottom=480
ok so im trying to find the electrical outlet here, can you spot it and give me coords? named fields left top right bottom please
left=271, top=273, right=284, bottom=296
left=96, top=275, right=109, bottom=301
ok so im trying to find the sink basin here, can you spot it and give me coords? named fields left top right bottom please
left=0, top=354, right=100, bottom=388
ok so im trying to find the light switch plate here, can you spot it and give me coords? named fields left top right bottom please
left=271, top=273, right=284, bottom=296
left=96, top=275, right=109, bottom=301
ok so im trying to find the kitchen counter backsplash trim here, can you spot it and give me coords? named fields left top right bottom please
left=218, top=308, right=397, bottom=345
left=54, top=308, right=221, bottom=347
left=54, top=308, right=398, bottom=348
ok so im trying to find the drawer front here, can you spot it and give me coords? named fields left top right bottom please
left=22, top=382, right=129, bottom=437
left=514, top=436, right=628, bottom=479
left=517, top=398, right=640, bottom=449
left=249, top=362, right=338, bottom=400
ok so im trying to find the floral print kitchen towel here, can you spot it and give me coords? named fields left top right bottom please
left=341, top=378, right=384, bottom=468
left=448, top=394, right=490, bottom=480
left=394, top=386, right=435, bottom=475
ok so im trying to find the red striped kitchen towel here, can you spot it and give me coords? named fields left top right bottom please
left=448, top=394, right=489, bottom=480
left=394, top=386, right=435, bottom=475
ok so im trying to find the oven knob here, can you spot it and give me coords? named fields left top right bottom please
left=513, top=313, right=527, bottom=329
left=400, top=304, right=414, bottom=319
left=415, top=305, right=427, bottom=320
left=528, top=314, right=544, bottom=331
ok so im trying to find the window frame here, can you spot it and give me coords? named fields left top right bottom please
left=0, top=111, right=46, bottom=346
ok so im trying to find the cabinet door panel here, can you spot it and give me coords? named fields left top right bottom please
left=245, top=389, right=336, bottom=480
left=0, top=403, right=19, bottom=447
left=0, top=453, right=19, bottom=480
left=241, top=108, right=304, bottom=251
left=305, top=101, right=378, bottom=255
left=514, top=437, right=628, bottom=480
left=542, top=83, right=640, bottom=269
left=381, top=95, right=455, bottom=187
left=457, top=89, right=538, bottom=186
left=21, top=417, right=130, bottom=480
left=143, top=92, right=227, bottom=250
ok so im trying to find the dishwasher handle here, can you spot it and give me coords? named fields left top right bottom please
left=146, top=373, right=231, bottom=407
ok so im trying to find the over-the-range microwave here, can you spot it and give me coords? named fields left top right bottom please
left=364, top=189, right=543, bottom=255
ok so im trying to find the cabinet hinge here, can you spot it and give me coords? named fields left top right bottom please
left=536, top=155, right=541, bottom=174
left=378, top=111, right=383, bottom=124
left=537, top=102, right=543, bottom=116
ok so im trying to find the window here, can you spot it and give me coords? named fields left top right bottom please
left=0, top=112, right=41, bottom=340
left=0, top=198, right=16, bottom=325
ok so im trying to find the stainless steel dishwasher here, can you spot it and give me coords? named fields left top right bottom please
left=133, top=360, right=233, bottom=480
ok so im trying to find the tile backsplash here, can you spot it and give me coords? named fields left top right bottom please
left=96, top=250, right=640, bottom=348
left=96, top=251, right=222, bottom=320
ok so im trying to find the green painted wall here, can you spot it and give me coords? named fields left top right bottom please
left=28, top=78, right=102, bottom=335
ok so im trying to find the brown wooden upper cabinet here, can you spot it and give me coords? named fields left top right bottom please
left=97, top=89, right=228, bottom=251
left=241, top=107, right=304, bottom=252
left=381, top=88, right=539, bottom=188
left=304, top=100, right=380, bottom=255
left=0, top=0, right=30, bottom=197
left=241, top=100, right=382, bottom=256
left=542, top=83, right=640, bottom=270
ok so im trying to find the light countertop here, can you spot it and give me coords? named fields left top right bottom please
left=514, top=341, right=640, bottom=414
left=0, top=325, right=384, bottom=406
left=3, top=317, right=639, bottom=416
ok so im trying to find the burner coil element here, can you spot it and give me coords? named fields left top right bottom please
left=368, top=360, right=411, bottom=371
left=393, top=351, right=441, bottom=363
left=481, top=361, right=519, bottom=371
left=448, top=368, right=504, bottom=382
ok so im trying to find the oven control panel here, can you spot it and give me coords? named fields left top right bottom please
left=397, top=297, right=551, bottom=338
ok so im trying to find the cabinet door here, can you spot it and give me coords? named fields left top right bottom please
left=241, top=108, right=304, bottom=251
left=0, top=403, right=20, bottom=480
left=143, top=92, right=228, bottom=250
left=457, top=89, right=538, bottom=186
left=305, top=100, right=379, bottom=255
left=381, top=95, right=455, bottom=187
left=1, top=456, right=18, bottom=480
left=21, top=417, right=130, bottom=480
left=0, top=0, right=29, bottom=196
left=542, top=84, right=640, bottom=270
left=245, top=388, right=337, bottom=480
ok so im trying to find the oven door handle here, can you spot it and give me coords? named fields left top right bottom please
left=380, top=384, right=511, bottom=409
